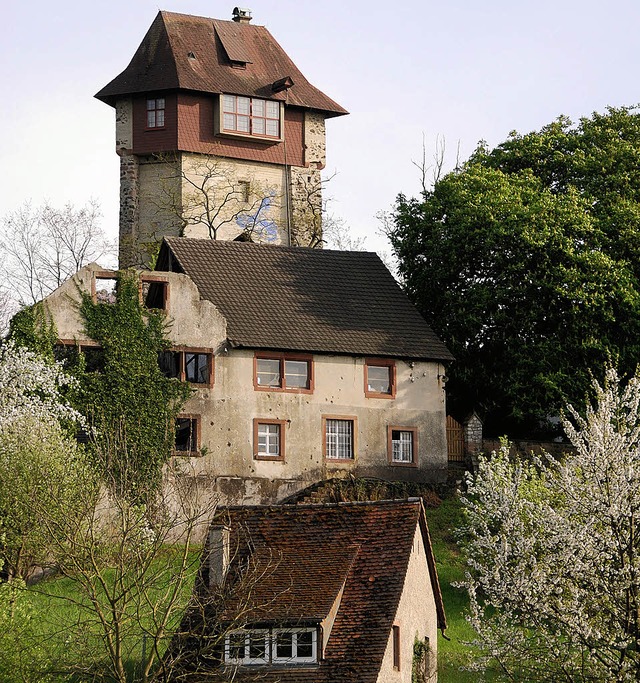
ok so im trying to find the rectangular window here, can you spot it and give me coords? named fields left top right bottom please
left=224, top=628, right=317, bottom=666
left=253, top=419, right=286, bottom=460
left=174, top=416, right=200, bottom=455
left=146, top=98, right=165, bottom=128
left=272, top=628, right=317, bottom=664
left=365, top=358, right=396, bottom=398
left=393, top=625, right=401, bottom=670
left=324, top=417, right=356, bottom=461
left=221, top=94, right=281, bottom=139
left=141, top=278, right=169, bottom=310
left=93, top=274, right=118, bottom=304
left=225, top=629, right=270, bottom=665
left=388, top=426, right=418, bottom=466
left=159, top=349, right=214, bottom=387
left=254, top=353, right=313, bottom=393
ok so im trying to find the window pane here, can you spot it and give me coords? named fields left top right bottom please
left=223, top=113, right=235, bottom=130
left=237, top=115, right=250, bottom=132
left=185, top=353, right=209, bottom=384
left=266, top=119, right=279, bottom=137
left=248, top=632, right=266, bottom=659
left=252, top=98, right=265, bottom=116
left=223, top=94, right=236, bottom=112
left=368, top=365, right=391, bottom=393
left=296, top=630, right=313, bottom=658
left=228, top=632, right=245, bottom=660
left=392, top=430, right=413, bottom=462
left=156, top=98, right=165, bottom=109
left=284, top=360, right=309, bottom=388
left=258, top=423, right=280, bottom=456
left=326, top=419, right=353, bottom=459
left=156, top=110, right=165, bottom=127
left=266, top=100, right=279, bottom=118
left=257, top=358, right=281, bottom=387
left=276, top=631, right=293, bottom=658
left=237, top=96, right=250, bottom=114
left=252, top=117, right=266, bottom=135
left=147, top=99, right=155, bottom=110
left=147, top=111, right=156, bottom=127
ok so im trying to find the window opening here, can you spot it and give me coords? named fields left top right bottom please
left=365, top=359, right=396, bottom=398
left=95, top=277, right=117, bottom=304
left=174, top=417, right=199, bottom=454
left=222, top=95, right=280, bottom=138
left=392, top=625, right=400, bottom=670
left=224, top=629, right=270, bottom=665
left=254, top=419, right=285, bottom=459
left=272, top=628, right=317, bottom=663
left=142, top=279, right=168, bottom=310
left=147, top=98, right=165, bottom=128
left=159, top=350, right=212, bottom=386
left=389, top=427, right=417, bottom=465
left=255, top=354, right=312, bottom=392
left=325, top=419, right=354, bottom=460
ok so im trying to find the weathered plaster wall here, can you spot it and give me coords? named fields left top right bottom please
left=377, top=524, right=439, bottom=683
left=175, top=348, right=448, bottom=504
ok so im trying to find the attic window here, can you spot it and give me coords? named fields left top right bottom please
left=224, top=627, right=318, bottom=666
left=219, top=94, right=282, bottom=140
left=187, top=51, right=197, bottom=60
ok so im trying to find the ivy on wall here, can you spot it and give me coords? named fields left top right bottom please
left=77, top=270, right=189, bottom=501
left=8, top=271, right=190, bottom=503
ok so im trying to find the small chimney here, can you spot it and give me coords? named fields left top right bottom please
left=232, top=7, right=252, bottom=23
left=208, top=525, right=230, bottom=588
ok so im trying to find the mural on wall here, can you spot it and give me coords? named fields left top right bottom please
left=235, top=190, right=279, bottom=243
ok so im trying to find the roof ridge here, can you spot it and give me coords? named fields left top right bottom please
left=218, top=498, right=422, bottom=512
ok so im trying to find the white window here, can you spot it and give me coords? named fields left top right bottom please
left=222, top=94, right=280, bottom=138
left=389, top=427, right=417, bottom=465
left=224, top=629, right=270, bottom=665
left=272, top=628, right=317, bottom=664
left=257, top=422, right=281, bottom=457
left=325, top=419, right=355, bottom=460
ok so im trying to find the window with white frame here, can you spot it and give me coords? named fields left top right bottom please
left=255, top=354, right=312, bottom=392
left=389, top=427, right=417, bottom=465
left=272, top=628, right=317, bottom=664
left=254, top=419, right=285, bottom=459
left=222, top=94, right=280, bottom=138
left=325, top=418, right=355, bottom=460
left=223, top=627, right=317, bottom=666
left=146, top=98, right=165, bottom=128
left=224, top=629, right=270, bottom=665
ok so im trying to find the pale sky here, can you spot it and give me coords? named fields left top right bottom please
left=2, top=0, right=639, bottom=256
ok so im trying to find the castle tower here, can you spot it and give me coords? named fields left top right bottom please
left=96, top=8, right=347, bottom=268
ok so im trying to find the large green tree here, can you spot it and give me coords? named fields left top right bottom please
left=389, top=106, right=640, bottom=435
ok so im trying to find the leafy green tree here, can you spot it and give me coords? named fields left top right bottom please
left=458, top=368, right=640, bottom=681
left=389, top=106, right=640, bottom=435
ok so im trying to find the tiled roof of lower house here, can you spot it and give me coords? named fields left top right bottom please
left=158, top=238, right=453, bottom=362
left=176, top=499, right=445, bottom=683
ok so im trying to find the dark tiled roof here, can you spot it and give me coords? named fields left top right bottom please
left=186, top=500, right=445, bottom=683
left=96, top=11, right=347, bottom=117
left=159, top=238, right=453, bottom=362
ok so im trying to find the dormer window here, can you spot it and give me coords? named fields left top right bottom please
left=146, top=98, right=165, bottom=128
left=219, top=94, right=281, bottom=140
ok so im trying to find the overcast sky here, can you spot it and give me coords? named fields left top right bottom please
left=2, top=0, right=639, bottom=256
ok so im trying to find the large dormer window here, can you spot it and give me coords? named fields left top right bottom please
left=221, top=94, right=281, bottom=139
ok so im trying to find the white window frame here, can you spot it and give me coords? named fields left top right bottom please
left=258, top=422, right=280, bottom=456
left=324, top=418, right=355, bottom=460
left=392, top=430, right=414, bottom=463
left=224, top=629, right=270, bottom=665
left=272, top=627, right=318, bottom=664
left=219, top=94, right=282, bottom=140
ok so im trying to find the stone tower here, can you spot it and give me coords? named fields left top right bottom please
left=96, top=8, right=347, bottom=268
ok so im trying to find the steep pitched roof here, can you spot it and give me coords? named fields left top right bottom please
left=157, top=238, right=453, bottom=362
left=191, top=499, right=445, bottom=683
left=96, top=11, right=347, bottom=117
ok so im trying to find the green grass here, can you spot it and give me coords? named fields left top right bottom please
left=8, top=498, right=493, bottom=682
left=426, top=495, right=500, bottom=682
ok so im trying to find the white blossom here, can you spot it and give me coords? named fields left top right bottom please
left=0, top=339, right=83, bottom=430
left=459, top=368, right=640, bottom=681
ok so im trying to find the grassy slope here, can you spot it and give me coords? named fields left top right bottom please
left=426, top=495, right=499, bottom=682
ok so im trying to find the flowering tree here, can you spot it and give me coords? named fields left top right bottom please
left=0, top=340, right=89, bottom=579
left=459, top=368, right=640, bottom=682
